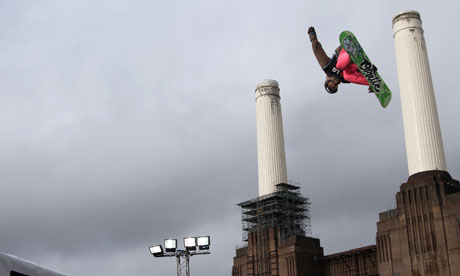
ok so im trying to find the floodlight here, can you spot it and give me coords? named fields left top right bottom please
left=164, top=239, right=177, bottom=252
left=184, top=237, right=197, bottom=250
left=197, top=236, right=210, bottom=250
left=149, top=245, right=164, bottom=257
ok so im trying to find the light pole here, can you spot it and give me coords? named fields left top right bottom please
left=148, top=236, right=211, bottom=276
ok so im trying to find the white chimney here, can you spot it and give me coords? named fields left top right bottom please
left=393, top=10, right=447, bottom=176
left=255, top=80, right=288, bottom=196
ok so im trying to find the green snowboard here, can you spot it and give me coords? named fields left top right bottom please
left=339, top=31, right=392, bottom=108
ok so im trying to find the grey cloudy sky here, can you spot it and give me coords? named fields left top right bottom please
left=1, top=1, right=459, bottom=275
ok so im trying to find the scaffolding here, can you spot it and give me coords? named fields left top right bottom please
left=238, top=183, right=311, bottom=242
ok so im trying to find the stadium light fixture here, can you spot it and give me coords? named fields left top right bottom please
left=184, top=237, right=197, bottom=251
left=197, top=236, right=210, bottom=250
left=149, top=245, right=164, bottom=257
left=164, top=239, right=177, bottom=252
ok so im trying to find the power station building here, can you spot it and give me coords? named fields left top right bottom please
left=232, top=10, right=460, bottom=276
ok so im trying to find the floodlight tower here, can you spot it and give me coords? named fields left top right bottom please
left=255, top=79, right=288, bottom=196
left=148, top=236, right=210, bottom=276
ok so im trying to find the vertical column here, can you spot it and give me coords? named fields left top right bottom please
left=255, top=79, right=288, bottom=196
left=393, top=10, right=447, bottom=176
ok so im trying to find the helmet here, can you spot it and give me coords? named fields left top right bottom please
left=324, top=80, right=338, bottom=94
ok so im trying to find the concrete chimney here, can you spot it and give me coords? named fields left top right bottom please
left=255, top=79, right=288, bottom=196
left=393, top=10, right=447, bottom=176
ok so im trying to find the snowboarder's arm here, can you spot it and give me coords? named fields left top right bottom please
left=308, top=26, right=331, bottom=68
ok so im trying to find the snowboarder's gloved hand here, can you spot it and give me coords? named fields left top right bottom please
left=308, top=26, right=316, bottom=41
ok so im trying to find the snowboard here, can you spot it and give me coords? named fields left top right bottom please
left=339, top=31, right=392, bottom=108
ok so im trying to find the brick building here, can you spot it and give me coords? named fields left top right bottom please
left=377, top=171, right=460, bottom=275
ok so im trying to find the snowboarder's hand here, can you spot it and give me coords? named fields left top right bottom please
left=308, top=26, right=316, bottom=41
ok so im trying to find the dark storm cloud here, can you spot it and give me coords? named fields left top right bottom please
left=1, top=0, right=459, bottom=275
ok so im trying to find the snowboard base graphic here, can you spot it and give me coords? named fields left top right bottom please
left=340, top=31, right=392, bottom=108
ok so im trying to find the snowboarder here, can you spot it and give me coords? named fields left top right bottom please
left=307, top=26, right=371, bottom=94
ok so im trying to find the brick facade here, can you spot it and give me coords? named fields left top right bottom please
left=232, top=227, right=323, bottom=276
left=377, top=170, right=460, bottom=276
left=233, top=171, right=460, bottom=276
left=320, top=245, right=378, bottom=276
